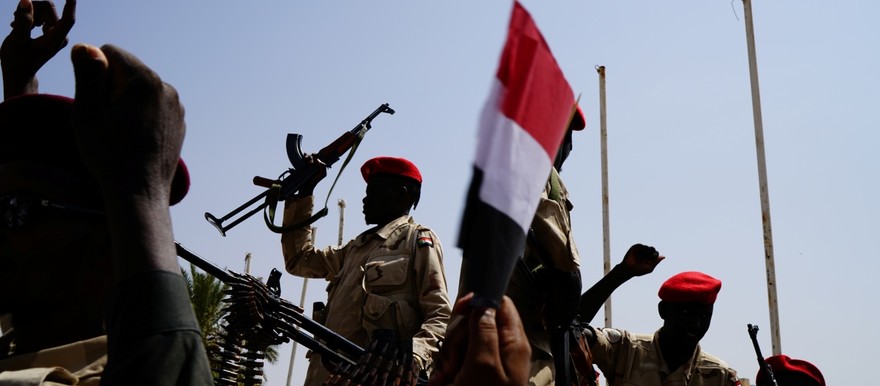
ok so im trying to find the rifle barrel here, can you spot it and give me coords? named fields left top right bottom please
left=175, top=241, right=367, bottom=365
left=175, top=241, right=233, bottom=282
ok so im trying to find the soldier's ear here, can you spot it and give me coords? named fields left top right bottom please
left=399, top=185, right=416, bottom=203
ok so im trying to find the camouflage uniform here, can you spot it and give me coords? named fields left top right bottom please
left=505, top=168, right=580, bottom=386
left=0, top=335, right=105, bottom=385
left=281, top=196, right=451, bottom=386
left=591, top=328, right=740, bottom=386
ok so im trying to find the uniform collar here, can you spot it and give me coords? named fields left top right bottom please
left=354, top=215, right=414, bottom=246
left=653, top=329, right=702, bottom=380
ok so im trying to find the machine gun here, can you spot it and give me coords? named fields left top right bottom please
left=205, top=103, right=395, bottom=236
left=175, top=242, right=424, bottom=386
left=748, top=324, right=778, bottom=386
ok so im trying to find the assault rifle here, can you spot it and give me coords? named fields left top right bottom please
left=748, top=324, right=778, bottom=386
left=205, top=103, right=394, bottom=236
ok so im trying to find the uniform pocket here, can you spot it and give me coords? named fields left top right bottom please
left=364, top=255, right=409, bottom=288
left=362, top=293, right=420, bottom=339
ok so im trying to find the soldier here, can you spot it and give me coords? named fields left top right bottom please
left=503, top=105, right=586, bottom=385
left=0, top=41, right=211, bottom=386
left=280, top=156, right=452, bottom=385
left=0, top=2, right=211, bottom=384
left=756, top=355, right=824, bottom=386
left=578, top=268, right=740, bottom=386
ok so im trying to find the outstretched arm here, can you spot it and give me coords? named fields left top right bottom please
left=71, top=43, right=182, bottom=279
left=577, top=243, right=664, bottom=323
left=1, top=0, right=75, bottom=99
left=71, top=43, right=212, bottom=385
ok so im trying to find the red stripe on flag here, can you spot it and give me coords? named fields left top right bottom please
left=496, top=2, right=576, bottom=159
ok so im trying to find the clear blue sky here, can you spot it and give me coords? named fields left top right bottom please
left=30, top=0, right=879, bottom=384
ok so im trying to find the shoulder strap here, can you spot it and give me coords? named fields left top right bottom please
left=408, top=225, right=419, bottom=258
left=548, top=167, right=563, bottom=204
left=407, top=224, right=425, bottom=319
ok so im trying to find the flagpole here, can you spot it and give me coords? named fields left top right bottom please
left=286, top=227, right=317, bottom=386
left=742, top=0, right=781, bottom=355
left=596, top=65, right=612, bottom=329
left=337, top=199, right=346, bottom=247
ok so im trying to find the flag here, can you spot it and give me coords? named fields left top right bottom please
left=458, top=1, right=579, bottom=307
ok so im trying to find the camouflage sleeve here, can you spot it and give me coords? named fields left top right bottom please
left=589, top=327, right=627, bottom=383
left=409, top=228, right=452, bottom=371
left=727, top=364, right=741, bottom=386
left=529, top=176, right=580, bottom=272
left=731, top=372, right=743, bottom=386
left=280, top=196, right=344, bottom=280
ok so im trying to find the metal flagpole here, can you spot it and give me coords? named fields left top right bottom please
left=286, top=227, right=317, bottom=386
left=742, top=0, right=781, bottom=355
left=597, top=65, right=612, bottom=328
left=337, top=199, right=346, bottom=246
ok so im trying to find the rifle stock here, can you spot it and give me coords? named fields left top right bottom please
left=205, top=103, right=394, bottom=236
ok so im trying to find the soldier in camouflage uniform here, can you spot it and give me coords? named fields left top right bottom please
left=579, top=269, right=741, bottom=386
left=0, top=1, right=210, bottom=384
left=504, top=106, right=585, bottom=386
left=281, top=156, right=451, bottom=386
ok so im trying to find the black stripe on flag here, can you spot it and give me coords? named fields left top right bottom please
left=457, top=166, right=527, bottom=308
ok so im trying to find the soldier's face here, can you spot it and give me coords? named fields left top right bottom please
left=659, top=301, right=713, bottom=347
left=362, top=176, right=407, bottom=226
left=554, top=129, right=574, bottom=172
left=0, top=162, right=108, bottom=316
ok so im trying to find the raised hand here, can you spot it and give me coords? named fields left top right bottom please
left=1, top=0, right=76, bottom=98
left=70, top=43, right=184, bottom=206
left=70, top=43, right=184, bottom=275
left=620, top=243, right=665, bottom=277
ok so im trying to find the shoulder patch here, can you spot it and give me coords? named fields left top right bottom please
left=417, top=235, right=434, bottom=248
left=601, top=328, right=623, bottom=344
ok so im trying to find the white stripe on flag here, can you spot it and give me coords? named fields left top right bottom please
left=475, top=79, right=553, bottom=234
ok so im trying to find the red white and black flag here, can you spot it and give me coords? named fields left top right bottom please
left=458, top=1, right=580, bottom=307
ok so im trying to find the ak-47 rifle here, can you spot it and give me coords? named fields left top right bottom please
left=748, top=324, right=778, bottom=386
left=205, top=103, right=394, bottom=236
left=175, top=242, right=425, bottom=386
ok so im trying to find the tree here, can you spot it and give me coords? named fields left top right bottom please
left=182, top=263, right=229, bottom=365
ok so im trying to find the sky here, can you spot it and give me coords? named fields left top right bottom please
left=26, top=0, right=880, bottom=384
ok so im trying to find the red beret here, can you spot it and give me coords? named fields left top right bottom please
left=0, top=94, right=189, bottom=205
left=360, top=156, right=422, bottom=184
left=169, top=158, right=190, bottom=206
left=569, top=104, right=586, bottom=131
left=757, top=355, right=825, bottom=386
left=658, top=271, right=722, bottom=304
